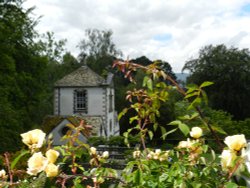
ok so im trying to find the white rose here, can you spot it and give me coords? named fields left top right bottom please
left=220, top=149, right=237, bottom=170
left=190, top=127, right=203, bottom=139
left=102, top=151, right=109, bottom=159
left=242, top=143, right=250, bottom=173
left=45, top=163, right=59, bottom=177
left=224, top=134, right=247, bottom=151
left=90, top=147, right=97, bottom=155
left=155, top=149, right=161, bottom=155
left=27, top=152, right=48, bottom=176
left=46, top=149, right=59, bottom=164
left=21, top=129, right=46, bottom=150
left=178, top=141, right=189, bottom=149
left=0, top=169, right=7, bottom=179
left=147, top=151, right=155, bottom=159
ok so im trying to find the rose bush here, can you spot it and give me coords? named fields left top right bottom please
left=1, top=61, right=250, bottom=187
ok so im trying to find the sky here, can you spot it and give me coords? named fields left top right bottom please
left=23, top=0, right=250, bottom=72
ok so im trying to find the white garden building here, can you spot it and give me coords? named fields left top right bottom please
left=42, top=65, right=119, bottom=145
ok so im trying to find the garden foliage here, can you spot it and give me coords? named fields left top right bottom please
left=1, top=61, right=250, bottom=188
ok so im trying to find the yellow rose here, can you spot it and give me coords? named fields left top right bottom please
left=21, top=129, right=46, bottom=150
left=133, top=150, right=141, bottom=158
left=90, top=147, right=97, bottom=155
left=159, top=151, right=169, bottom=161
left=46, top=149, right=59, bottom=164
left=27, top=152, right=48, bottom=176
left=45, top=163, right=59, bottom=177
left=190, top=127, right=203, bottom=139
left=224, top=134, right=247, bottom=151
left=220, top=149, right=237, bottom=170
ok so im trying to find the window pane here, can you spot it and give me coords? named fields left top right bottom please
left=74, top=90, right=87, bottom=113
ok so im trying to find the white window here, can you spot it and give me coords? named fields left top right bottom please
left=74, top=89, right=87, bottom=113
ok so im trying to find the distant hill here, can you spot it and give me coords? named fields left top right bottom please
left=175, top=73, right=189, bottom=83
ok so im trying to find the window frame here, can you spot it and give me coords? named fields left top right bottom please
left=74, top=89, right=88, bottom=113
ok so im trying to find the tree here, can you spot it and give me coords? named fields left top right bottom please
left=0, top=0, right=43, bottom=151
left=78, top=29, right=121, bottom=60
left=78, top=29, right=122, bottom=75
left=183, top=44, right=250, bottom=120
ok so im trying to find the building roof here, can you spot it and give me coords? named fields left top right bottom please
left=55, top=65, right=106, bottom=87
left=42, top=115, right=103, bottom=137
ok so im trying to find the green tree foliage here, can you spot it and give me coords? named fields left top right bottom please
left=183, top=44, right=250, bottom=120
left=0, top=0, right=46, bottom=152
left=0, top=0, right=82, bottom=152
left=78, top=29, right=121, bottom=75
left=78, top=29, right=121, bottom=60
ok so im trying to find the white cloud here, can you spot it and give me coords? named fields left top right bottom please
left=23, top=0, right=250, bottom=72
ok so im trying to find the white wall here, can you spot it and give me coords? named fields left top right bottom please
left=56, top=87, right=105, bottom=116
left=54, top=85, right=119, bottom=137
left=88, top=87, right=105, bottom=116
left=59, top=88, right=74, bottom=115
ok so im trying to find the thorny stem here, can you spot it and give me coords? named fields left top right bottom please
left=195, top=106, right=223, bottom=150
left=165, top=71, right=223, bottom=149
left=114, top=60, right=223, bottom=149
left=4, top=153, right=13, bottom=184
left=138, top=119, right=147, bottom=150
left=227, top=159, right=242, bottom=181
left=165, top=73, right=223, bottom=149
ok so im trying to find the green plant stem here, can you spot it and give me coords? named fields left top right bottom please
left=115, top=60, right=224, bottom=149
left=138, top=119, right=147, bottom=150
left=195, top=106, right=224, bottom=150
left=161, top=67, right=223, bottom=149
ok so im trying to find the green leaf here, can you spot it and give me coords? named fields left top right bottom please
left=134, top=169, right=143, bottom=185
left=118, top=108, right=128, bottom=120
left=211, top=125, right=227, bottom=135
left=147, top=78, right=153, bottom=91
left=211, top=149, right=216, bottom=161
left=178, top=123, right=190, bottom=136
left=200, top=81, right=214, bottom=88
left=187, top=97, right=201, bottom=110
left=143, top=76, right=149, bottom=87
left=123, top=132, right=128, bottom=138
left=186, top=84, right=198, bottom=94
left=184, top=91, right=199, bottom=99
left=66, top=123, right=75, bottom=129
left=168, top=120, right=182, bottom=126
left=160, top=126, right=166, bottom=135
left=143, top=76, right=153, bottom=90
left=11, top=150, right=29, bottom=170
left=129, top=116, right=138, bottom=124
left=148, top=131, right=154, bottom=140
left=161, top=128, right=178, bottom=140
left=153, top=123, right=158, bottom=131
left=225, top=182, right=238, bottom=188
left=201, top=90, right=208, bottom=105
